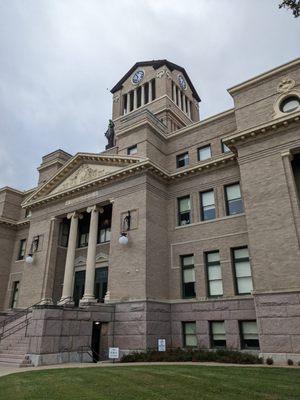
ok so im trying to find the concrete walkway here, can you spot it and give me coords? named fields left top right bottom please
left=0, top=361, right=292, bottom=378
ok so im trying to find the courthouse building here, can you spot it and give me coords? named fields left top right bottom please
left=0, top=58, right=300, bottom=366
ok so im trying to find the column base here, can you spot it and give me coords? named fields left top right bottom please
left=58, top=297, right=75, bottom=307
left=79, top=296, right=98, bottom=307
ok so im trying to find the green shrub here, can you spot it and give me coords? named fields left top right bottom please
left=287, top=359, right=294, bottom=366
left=120, top=348, right=262, bottom=364
left=266, top=357, right=274, bottom=365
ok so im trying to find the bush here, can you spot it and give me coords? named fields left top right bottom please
left=287, top=359, right=294, bottom=366
left=120, top=348, right=262, bottom=365
left=266, top=357, right=274, bottom=365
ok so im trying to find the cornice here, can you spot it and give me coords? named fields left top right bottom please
left=0, top=217, right=30, bottom=228
left=23, top=153, right=236, bottom=209
left=223, top=111, right=300, bottom=148
left=228, top=57, right=300, bottom=94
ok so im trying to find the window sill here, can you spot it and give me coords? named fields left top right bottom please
left=15, top=259, right=25, bottom=263
left=175, top=213, right=245, bottom=230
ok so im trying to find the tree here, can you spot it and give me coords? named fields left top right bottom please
left=279, top=0, right=300, bottom=17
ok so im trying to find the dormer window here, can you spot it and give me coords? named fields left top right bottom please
left=280, top=96, right=300, bottom=113
left=127, top=145, right=137, bottom=155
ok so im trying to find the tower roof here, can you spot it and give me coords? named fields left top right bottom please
left=110, top=59, right=201, bottom=102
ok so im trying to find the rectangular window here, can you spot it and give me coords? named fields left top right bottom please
left=240, top=321, right=259, bottom=349
left=225, top=183, right=243, bottom=215
left=78, top=214, right=90, bottom=248
left=151, top=79, right=156, bottom=100
left=10, top=281, right=20, bottom=309
left=59, top=220, right=70, bottom=247
left=98, top=204, right=112, bottom=244
left=198, top=145, right=212, bottom=161
left=206, top=251, right=223, bottom=297
left=183, top=322, right=197, bottom=347
left=127, top=145, right=137, bottom=155
left=181, top=255, right=196, bottom=298
left=17, top=239, right=26, bottom=260
left=221, top=141, right=231, bottom=153
left=178, top=196, right=191, bottom=226
left=233, top=247, right=253, bottom=294
left=176, top=152, right=189, bottom=168
left=200, top=190, right=216, bottom=221
left=123, top=94, right=127, bottom=115
left=99, top=227, right=111, bottom=243
left=210, top=321, right=226, bottom=348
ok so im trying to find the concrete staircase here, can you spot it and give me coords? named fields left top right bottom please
left=0, top=311, right=33, bottom=367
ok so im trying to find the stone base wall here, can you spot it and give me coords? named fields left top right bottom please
left=254, top=291, right=300, bottom=359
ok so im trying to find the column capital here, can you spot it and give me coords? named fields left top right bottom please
left=87, top=205, right=101, bottom=213
left=67, top=211, right=83, bottom=220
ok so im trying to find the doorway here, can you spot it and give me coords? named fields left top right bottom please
left=73, top=267, right=108, bottom=306
left=91, top=321, right=102, bottom=362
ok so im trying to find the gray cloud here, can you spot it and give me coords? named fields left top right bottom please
left=0, top=0, right=299, bottom=189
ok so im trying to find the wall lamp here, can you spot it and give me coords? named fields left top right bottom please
left=119, top=211, right=131, bottom=245
left=25, top=236, right=40, bottom=264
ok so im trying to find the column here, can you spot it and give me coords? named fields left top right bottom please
left=126, top=92, right=131, bottom=113
left=172, top=83, right=177, bottom=104
left=178, top=88, right=182, bottom=109
left=133, top=89, right=137, bottom=110
left=59, top=212, right=80, bottom=304
left=187, top=100, right=191, bottom=118
left=149, top=81, right=152, bottom=102
left=141, top=85, right=145, bottom=106
left=80, top=206, right=100, bottom=305
left=182, top=94, right=187, bottom=113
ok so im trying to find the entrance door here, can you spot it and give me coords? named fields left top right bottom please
left=10, top=281, right=20, bottom=309
left=94, top=267, right=108, bottom=303
left=73, top=270, right=85, bottom=307
left=91, top=321, right=101, bottom=362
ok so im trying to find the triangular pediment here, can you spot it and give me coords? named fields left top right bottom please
left=24, top=153, right=144, bottom=205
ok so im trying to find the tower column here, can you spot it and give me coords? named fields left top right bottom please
left=80, top=205, right=100, bottom=305
left=149, top=81, right=152, bottom=102
left=183, top=94, right=187, bottom=113
left=126, top=92, right=131, bottom=113
left=133, top=89, right=137, bottom=110
left=178, top=88, right=182, bottom=109
left=59, top=212, right=81, bottom=305
left=141, top=85, right=145, bottom=106
left=187, top=100, right=191, bottom=118
left=173, top=83, right=177, bottom=103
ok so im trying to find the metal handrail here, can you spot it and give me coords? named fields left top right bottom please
left=0, top=301, right=42, bottom=343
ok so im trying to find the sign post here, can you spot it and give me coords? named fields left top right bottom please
left=157, top=339, right=166, bottom=352
left=108, top=347, right=119, bottom=363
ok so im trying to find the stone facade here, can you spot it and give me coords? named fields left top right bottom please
left=1, top=58, right=300, bottom=365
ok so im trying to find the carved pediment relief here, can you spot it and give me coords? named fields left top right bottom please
left=51, top=163, right=123, bottom=194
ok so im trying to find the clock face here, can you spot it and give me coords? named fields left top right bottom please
left=178, top=75, right=187, bottom=90
left=132, top=70, right=144, bottom=84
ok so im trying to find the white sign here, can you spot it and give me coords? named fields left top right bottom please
left=158, top=339, right=166, bottom=352
left=109, top=347, right=119, bottom=359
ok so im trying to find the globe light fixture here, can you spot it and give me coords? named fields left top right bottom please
left=25, top=255, right=34, bottom=264
left=119, top=233, right=129, bottom=245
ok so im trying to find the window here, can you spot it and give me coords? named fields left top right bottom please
left=210, top=321, right=226, bottom=348
left=233, top=247, right=253, bottom=294
left=183, top=322, right=197, bottom=347
left=151, top=78, right=156, bottom=100
left=176, top=152, right=189, bottom=168
left=181, top=255, right=196, bottom=298
left=78, top=214, right=89, bottom=248
left=280, top=96, right=300, bottom=113
left=206, top=251, right=223, bottom=297
left=225, top=183, right=243, bottom=215
left=127, top=145, right=137, bottom=155
left=200, top=190, right=216, bottom=221
left=178, top=196, right=191, bottom=226
left=59, top=219, right=70, bottom=247
left=17, top=239, right=26, bottom=260
left=198, top=145, right=212, bottom=161
left=221, top=141, right=231, bottom=153
left=98, top=204, right=112, bottom=244
left=25, top=209, right=32, bottom=218
left=240, top=321, right=259, bottom=349
left=10, top=281, right=20, bottom=309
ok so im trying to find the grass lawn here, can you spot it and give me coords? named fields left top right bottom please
left=0, top=365, right=299, bottom=400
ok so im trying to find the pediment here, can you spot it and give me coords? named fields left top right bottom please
left=24, top=153, right=144, bottom=204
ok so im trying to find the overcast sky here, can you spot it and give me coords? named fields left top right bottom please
left=0, top=0, right=299, bottom=190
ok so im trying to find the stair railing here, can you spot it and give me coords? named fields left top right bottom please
left=0, top=301, right=42, bottom=343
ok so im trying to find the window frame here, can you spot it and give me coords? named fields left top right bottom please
left=181, top=255, right=196, bottom=299
left=197, top=145, right=212, bottom=161
left=210, top=321, right=227, bottom=349
left=182, top=321, right=197, bottom=348
left=221, top=140, right=231, bottom=153
left=232, top=246, right=253, bottom=295
left=200, top=189, right=216, bottom=221
left=17, top=239, right=26, bottom=261
left=176, top=152, right=189, bottom=168
left=177, top=195, right=191, bottom=226
left=239, top=320, right=260, bottom=350
left=224, top=182, right=244, bottom=216
left=205, top=251, right=223, bottom=298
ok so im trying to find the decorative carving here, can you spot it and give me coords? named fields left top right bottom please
left=113, top=94, right=120, bottom=103
left=277, top=77, right=295, bottom=93
left=52, top=163, right=122, bottom=194
left=156, top=68, right=172, bottom=79
left=104, top=119, right=115, bottom=150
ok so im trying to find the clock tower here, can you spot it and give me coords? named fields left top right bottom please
left=110, top=60, right=200, bottom=134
